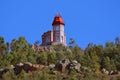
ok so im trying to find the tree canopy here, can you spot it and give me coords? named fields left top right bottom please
left=0, top=36, right=120, bottom=80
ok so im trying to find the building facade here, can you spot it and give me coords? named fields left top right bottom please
left=42, top=15, right=66, bottom=46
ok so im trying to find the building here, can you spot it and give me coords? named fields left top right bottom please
left=42, top=15, right=66, bottom=46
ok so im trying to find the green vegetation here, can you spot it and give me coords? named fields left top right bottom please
left=0, top=36, right=120, bottom=80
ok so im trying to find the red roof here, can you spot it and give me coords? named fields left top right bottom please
left=52, top=15, right=65, bottom=26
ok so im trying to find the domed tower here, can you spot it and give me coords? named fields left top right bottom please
left=52, top=15, right=66, bottom=45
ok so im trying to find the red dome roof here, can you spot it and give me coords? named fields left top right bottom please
left=52, top=15, right=65, bottom=26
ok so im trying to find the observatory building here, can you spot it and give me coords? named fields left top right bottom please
left=42, top=15, right=66, bottom=46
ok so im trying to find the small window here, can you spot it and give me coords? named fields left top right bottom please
left=56, top=36, right=60, bottom=42
left=56, top=26, right=59, bottom=30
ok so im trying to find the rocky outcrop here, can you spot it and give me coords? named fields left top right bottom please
left=55, top=59, right=82, bottom=73
left=0, top=62, right=41, bottom=77
left=14, top=63, right=23, bottom=75
left=32, top=45, right=56, bottom=53
left=101, top=68, right=118, bottom=75
left=68, top=60, right=81, bottom=73
left=32, top=45, right=44, bottom=53
left=23, top=62, right=35, bottom=73
left=55, top=59, right=70, bottom=72
left=0, top=60, right=82, bottom=77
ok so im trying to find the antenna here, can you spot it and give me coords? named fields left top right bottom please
left=56, top=12, right=61, bottom=17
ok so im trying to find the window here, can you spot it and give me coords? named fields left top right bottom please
left=56, top=36, right=60, bottom=42
left=56, top=26, right=59, bottom=30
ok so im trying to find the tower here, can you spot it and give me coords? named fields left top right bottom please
left=52, top=15, right=66, bottom=45
left=41, top=14, right=66, bottom=46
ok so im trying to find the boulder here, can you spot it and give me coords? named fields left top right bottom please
left=109, top=70, right=118, bottom=75
left=68, top=60, right=81, bottom=72
left=55, top=59, right=70, bottom=72
left=0, top=62, right=41, bottom=76
left=0, top=65, right=15, bottom=77
left=23, top=62, right=33, bottom=73
left=23, top=62, right=40, bottom=73
left=0, top=68, right=9, bottom=77
left=105, top=71, right=109, bottom=75
left=32, top=64, right=40, bottom=68
left=30, top=64, right=39, bottom=71
left=39, top=64, right=45, bottom=69
left=101, top=68, right=118, bottom=75
left=14, top=63, right=24, bottom=75
left=101, top=68, right=109, bottom=75
left=49, top=64, right=55, bottom=70
left=0, top=69, right=4, bottom=77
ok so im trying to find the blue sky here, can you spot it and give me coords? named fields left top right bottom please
left=0, top=0, right=120, bottom=49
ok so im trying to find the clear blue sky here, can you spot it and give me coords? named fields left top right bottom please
left=0, top=0, right=120, bottom=49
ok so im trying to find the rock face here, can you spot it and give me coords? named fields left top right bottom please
left=55, top=59, right=70, bottom=72
left=0, top=62, right=38, bottom=77
left=55, top=59, right=82, bottom=73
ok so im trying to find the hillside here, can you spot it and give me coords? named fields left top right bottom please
left=0, top=36, right=120, bottom=80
